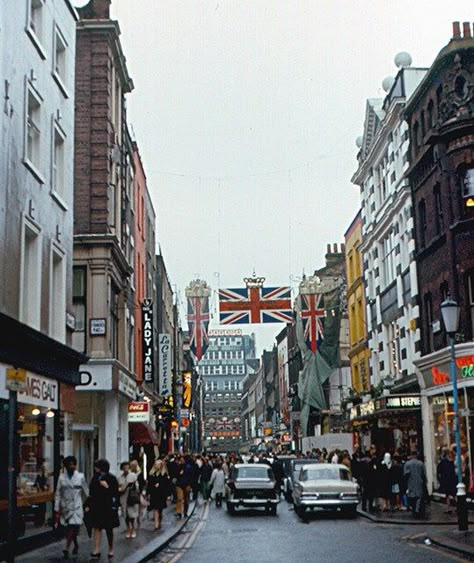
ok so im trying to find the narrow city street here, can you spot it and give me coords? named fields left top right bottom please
left=157, top=501, right=460, bottom=563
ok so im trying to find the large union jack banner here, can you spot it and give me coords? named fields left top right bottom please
left=300, top=293, right=325, bottom=353
left=187, top=295, right=210, bottom=360
left=219, top=284, right=292, bottom=325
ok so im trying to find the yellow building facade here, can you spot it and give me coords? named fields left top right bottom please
left=344, top=212, right=370, bottom=392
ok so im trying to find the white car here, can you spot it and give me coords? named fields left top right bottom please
left=292, top=464, right=360, bottom=518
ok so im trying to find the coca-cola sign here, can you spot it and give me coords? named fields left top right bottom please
left=128, top=401, right=150, bottom=422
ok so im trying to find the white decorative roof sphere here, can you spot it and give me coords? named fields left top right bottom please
left=394, top=52, right=412, bottom=68
left=382, top=76, right=395, bottom=92
left=355, top=136, right=363, bottom=148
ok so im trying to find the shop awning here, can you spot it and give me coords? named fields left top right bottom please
left=129, top=422, right=160, bottom=445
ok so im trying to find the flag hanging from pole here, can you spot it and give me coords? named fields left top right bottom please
left=186, top=279, right=211, bottom=361
left=300, top=293, right=325, bottom=353
left=219, top=276, right=292, bottom=325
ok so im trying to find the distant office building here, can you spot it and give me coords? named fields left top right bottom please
left=200, top=329, right=256, bottom=452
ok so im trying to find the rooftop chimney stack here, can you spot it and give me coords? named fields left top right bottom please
left=463, top=22, right=472, bottom=38
left=453, top=21, right=461, bottom=39
left=327, top=244, right=331, bottom=254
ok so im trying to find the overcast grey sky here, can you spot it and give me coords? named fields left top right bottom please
left=106, top=0, right=472, bottom=352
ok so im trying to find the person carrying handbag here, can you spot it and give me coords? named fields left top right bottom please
left=121, top=464, right=140, bottom=539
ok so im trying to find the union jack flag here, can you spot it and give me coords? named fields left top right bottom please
left=187, top=296, right=210, bottom=360
left=219, top=285, right=292, bottom=325
left=300, top=293, right=325, bottom=353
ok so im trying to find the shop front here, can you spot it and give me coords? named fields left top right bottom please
left=0, top=313, right=86, bottom=559
left=0, top=367, right=59, bottom=545
left=415, top=343, right=474, bottom=495
left=349, top=394, right=422, bottom=457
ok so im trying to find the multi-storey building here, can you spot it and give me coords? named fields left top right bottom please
left=405, top=23, right=474, bottom=492
left=350, top=56, right=427, bottom=454
left=344, top=211, right=370, bottom=392
left=71, top=0, right=138, bottom=477
left=352, top=57, right=427, bottom=394
left=0, top=0, right=87, bottom=553
left=200, top=329, right=256, bottom=452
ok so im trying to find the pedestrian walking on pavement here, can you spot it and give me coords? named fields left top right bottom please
left=147, top=459, right=171, bottom=530
left=200, top=457, right=213, bottom=502
left=210, top=463, right=226, bottom=508
left=175, top=455, right=193, bottom=519
left=54, top=456, right=89, bottom=559
left=379, top=452, right=393, bottom=511
left=404, top=452, right=427, bottom=518
left=118, top=462, right=140, bottom=539
left=87, top=459, right=120, bottom=559
left=437, top=450, right=457, bottom=513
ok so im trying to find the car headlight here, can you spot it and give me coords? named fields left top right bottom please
left=339, top=492, right=359, bottom=499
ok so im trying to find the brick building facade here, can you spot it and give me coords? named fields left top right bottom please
left=405, top=23, right=474, bottom=493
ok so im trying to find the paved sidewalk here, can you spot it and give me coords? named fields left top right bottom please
left=358, top=501, right=474, bottom=525
left=427, top=529, right=474, bottom=560
left=16, top=500, right=197, bottom=563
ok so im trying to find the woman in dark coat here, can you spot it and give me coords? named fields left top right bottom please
left=87, top=459, right=120, bottom=559
left=437, top=450, right=457, bottom=513
left=147, top=459, right=171, bottom=530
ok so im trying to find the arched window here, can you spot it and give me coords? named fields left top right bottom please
left=433, top=184, right=444, bottom=234
left=454, top=75, right=468, bottom=99
left=427, top=100, right=435, bottom=128
left=412, top=121, right=419, bottom=150
left=418, top=199, right=427, bottom=247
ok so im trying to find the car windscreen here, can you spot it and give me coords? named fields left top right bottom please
left=302, top=467, right=351, bottom=481
left=235, top=467, right=272, bottom=479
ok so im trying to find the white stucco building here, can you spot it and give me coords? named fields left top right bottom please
left=352, top=56, right=427, bottom=394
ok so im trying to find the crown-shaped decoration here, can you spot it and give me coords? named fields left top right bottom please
left=299, top=274, right=322, bottom=295
left=244, top=275, right=265, bottom=288
left=185, top=279, right=211, bottom=298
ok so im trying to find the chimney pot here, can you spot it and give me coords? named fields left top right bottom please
left=327, top=244, right=331, bottom=254
left=453, top=21, right=461, bottom=39
left=463, top=22, right=471, bottom=38
left=333, top=243, right=338, bottom=253
left=341, top=243, right=346, bottom=253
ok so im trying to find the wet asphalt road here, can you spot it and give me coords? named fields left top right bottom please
left=157, top=500, right=461, bottom=563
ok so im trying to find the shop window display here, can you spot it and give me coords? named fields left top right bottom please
left=432, top=390, right=474, bottom=494
left=0, top=402, right=56, bottom=542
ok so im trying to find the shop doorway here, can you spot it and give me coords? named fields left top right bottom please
left=72, top=425, right=97, bottom=482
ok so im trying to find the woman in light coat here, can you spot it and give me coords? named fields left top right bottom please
left=118, top=462, right=140, bottom=539
left=210, top=463, right=226, bottom=508
left=54, top=456, right=89, bottom=559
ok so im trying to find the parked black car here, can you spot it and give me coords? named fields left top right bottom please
left=226, top=463, right=280, bottom=515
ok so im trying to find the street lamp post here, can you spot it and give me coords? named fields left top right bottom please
left=440, top=297, right=468, bottom=531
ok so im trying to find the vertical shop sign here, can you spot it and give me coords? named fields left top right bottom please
left=159, top=333, right=171, bottom=396
left=142, top=299, right=154, bottom=383
left=182, top=370, right=192, bottom=408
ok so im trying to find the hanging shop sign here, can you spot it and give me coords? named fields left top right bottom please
left=142, top=299, right=154, bottom=384
left=182, top=371, right=192, bottom=408
left=158, top=333, right=171, bottom=396
left=128, top=401, right=150, bottom=422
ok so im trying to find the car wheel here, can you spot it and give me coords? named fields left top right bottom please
left=226, top=503, right=235, bottom=514
left=342, top=506, right=357, bottom=518
left=295, top=505, right=306, bottom=519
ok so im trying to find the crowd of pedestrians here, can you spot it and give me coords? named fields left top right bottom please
left=53, top=446, right=464, bottom=557
left=53, top=452, right=248, bottom=559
